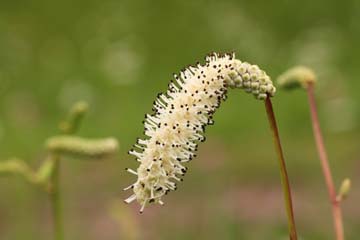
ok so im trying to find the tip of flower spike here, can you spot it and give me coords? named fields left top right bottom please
left=277, top=66, right=317, bottom=90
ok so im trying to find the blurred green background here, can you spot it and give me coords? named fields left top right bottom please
left=0, top=0, right=359, bottom=239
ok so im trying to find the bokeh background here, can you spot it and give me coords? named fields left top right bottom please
left=0, top=0, right=359, bottom=239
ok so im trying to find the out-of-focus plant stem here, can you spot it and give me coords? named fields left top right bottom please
left=49, top=101, right=88, bottom=240
left=306, top=82, right=344, bottom=240
left=264, top=96, right=298, bottom=240
left=49, top=155, right=63, bottom=240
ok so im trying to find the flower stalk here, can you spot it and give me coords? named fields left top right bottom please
left=264, top=96, right=298, bottom=240
left=277, top=66, right=348, bottom=240
left=307, top=82, right=344, bottom=240
left=48, top=102, right=89, bottom=240
left=49, top=154, right=63, bottom=240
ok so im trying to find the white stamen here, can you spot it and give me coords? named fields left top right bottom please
left=125, top=168, right=138, bottom=175
left=124, top=194, right=137, bottom=204
left=123, top=184, right=134, bottom=191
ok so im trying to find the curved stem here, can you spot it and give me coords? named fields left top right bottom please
left=264, top=97, right=298, bottom=240
left=306, top=82, right=344, bottom=240
left=50, top=155, right=64, bottom=240
left=48, top=101, right=87, bottom=240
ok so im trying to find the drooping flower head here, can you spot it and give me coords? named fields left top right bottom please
left=277, top=66, right=317, bottom=90
left=125, top=52, right=276, bottom=212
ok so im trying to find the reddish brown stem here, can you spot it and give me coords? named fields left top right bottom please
left=265, top=97, right=298, bottom=240
left=306, top=82, right=344, bottom=240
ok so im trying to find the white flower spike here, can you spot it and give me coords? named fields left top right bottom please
left=125, top=52, right=276, bottom=212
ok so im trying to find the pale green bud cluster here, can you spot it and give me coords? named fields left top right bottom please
left=277, top=66, right=317, bottom=90
left=0, top=100, right=119, bottom=193
left=226, top=60, right=276, bottom=100
left=46, top=136, right=119, bottom=159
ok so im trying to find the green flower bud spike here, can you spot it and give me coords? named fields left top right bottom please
left=277, top=67, right=346, bottom=240
left=277, top=66, right=316, bottom=90
left=125, top=52, right=298, bottom=239
left=0, top=158, right=41, bottom=185
left=0, top=101, right=119, bottom=240
left=46, top=136, right=119, bottom=159
left=59, top=101, right=89, bottom=134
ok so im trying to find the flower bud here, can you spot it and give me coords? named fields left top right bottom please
left=337, top=178, right=351, bottom=202
left=277, top=66, right=316, bottom=90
